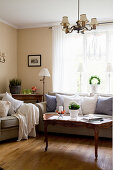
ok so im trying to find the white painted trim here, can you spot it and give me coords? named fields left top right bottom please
left=0, top=18, right=18, bottom=29
left=0, top=18, right=59, bottom=29
left=18, top=22, right=60, bottom=29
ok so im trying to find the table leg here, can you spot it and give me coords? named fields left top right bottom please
left=94, top=127, right=99, bottom=160
left=44, top=122, right=48, bottom=151
left=35, top=125, right=39, bottom=138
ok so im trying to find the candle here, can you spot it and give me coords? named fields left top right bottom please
left=59, top=106, right=63, bottom=112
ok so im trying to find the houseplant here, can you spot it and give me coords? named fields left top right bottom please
left=31, top=86, right=37, bottom=94
left=9, top=79, right=21, bottom=94
left=22, top=89, right=32, bottom=94
left=69, top=102, right=80, bottom=118
left=89, top=76, right=101, bottom=93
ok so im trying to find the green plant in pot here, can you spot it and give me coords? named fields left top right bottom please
left=89, top=76, right=100, bottom=93
left=69, top=102, right=80, bottom=118
left=9, top=79, right=21, bottom=94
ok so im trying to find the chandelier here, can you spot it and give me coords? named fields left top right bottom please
left=61, top=0, right=98, bottom=34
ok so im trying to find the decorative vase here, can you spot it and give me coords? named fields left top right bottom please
left=69, top=110, right=79, bottom=119
left=91, top=84, right=98, bottom=93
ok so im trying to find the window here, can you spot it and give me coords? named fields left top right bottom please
left=52, top=26, right=113, bottom=94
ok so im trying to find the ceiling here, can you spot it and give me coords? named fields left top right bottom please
left=0, top=0, right=113, bottom=29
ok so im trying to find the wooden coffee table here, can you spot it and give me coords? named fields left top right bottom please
left=43, top=113, right=112, bottom=160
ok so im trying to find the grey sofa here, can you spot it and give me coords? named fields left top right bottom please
left=0, top=94, right=19, bottom=141
left=0, top=116, right=19, bottom=141
left=0, top=93, right=41, bottom=142
left=0, top=92, right=112, bottom=142
left=36, top=92, right=112, bottom=138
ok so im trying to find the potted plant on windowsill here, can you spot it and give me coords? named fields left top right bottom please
left=9, top=78, right=21, bottom=94
left=89, top=76, right=101, bottom=93
left=69, top=102, right=80, bottom=118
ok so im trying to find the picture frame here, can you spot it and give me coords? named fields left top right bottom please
left=28, top=55, right=41, bottom=67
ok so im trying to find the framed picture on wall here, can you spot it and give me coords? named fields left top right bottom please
left=28, top=55, right=41, bottom=67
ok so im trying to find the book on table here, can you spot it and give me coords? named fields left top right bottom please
left=82, top=117, right=103, bottom=122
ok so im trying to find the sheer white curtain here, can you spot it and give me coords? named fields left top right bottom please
left=52, top=26, right=83, bottom=93
left=52, top=25, right=113, bottom=94
left=52, top=26, right=64, bottom=92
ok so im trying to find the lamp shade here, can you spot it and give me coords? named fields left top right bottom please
left=106, top=63, right=113, bottom=72
left=39, top=68, right=50, bottom=77
left=61, top=16, right=70, bottom=26
left=77, top=63, right=84, bottom=72
left=80, top=14, right=88, bottom=22
left=91, top=18, right=98, bottom=25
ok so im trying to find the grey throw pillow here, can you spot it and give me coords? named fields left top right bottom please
left=45, top=94, right=56, bottom=112
left=95, top=96, right=112, bottom=116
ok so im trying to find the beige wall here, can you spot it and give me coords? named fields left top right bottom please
left=0, top=22, right=17, bottom=93
left=18, top=27, right=52, bottom=94
left=0, top=23, right=52, bottom=94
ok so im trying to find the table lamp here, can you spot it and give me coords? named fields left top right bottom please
left=39, top=68, right=50, bottom=101
left=106, top=63, right=113, bottom=93
left=77, top=63, right=84, bottom=92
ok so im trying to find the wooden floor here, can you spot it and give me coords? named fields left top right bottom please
left=0, top=134, right=112, bottom=170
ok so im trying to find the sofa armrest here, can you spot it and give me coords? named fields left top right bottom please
left=35, top=102, right=47, bottom=131
left=35, top=102, right=46, bottom=115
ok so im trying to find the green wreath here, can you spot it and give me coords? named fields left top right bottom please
left=89, top=76, right=101, bottom=85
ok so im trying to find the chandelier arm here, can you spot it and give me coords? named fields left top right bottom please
left=69, top=25, right=78, bottom=33
left=84, top=26, right=92, bottom=31
left=68, top=25, right=93, bottom=33
left=68, top=26, right=75, bottom=33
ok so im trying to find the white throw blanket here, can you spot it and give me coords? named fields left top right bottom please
left=13, top=103, right=39, bottom=141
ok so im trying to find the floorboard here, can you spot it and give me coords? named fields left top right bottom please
left=0, top=134, right=112, bottom=170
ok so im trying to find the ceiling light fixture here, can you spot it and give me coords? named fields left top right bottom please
left=61, top=0, right=98, bottom=34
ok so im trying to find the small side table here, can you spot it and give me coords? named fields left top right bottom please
left=12, top=94, right=43, bottom=103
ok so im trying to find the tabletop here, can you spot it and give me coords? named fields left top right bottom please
left=43, top=113, right=113, bottom=127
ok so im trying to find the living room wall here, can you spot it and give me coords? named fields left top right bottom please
left=0, top=22, right=18, bottom=93
left=17, top=27, right=52, bottom=94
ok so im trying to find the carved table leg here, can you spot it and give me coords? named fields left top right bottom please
left=94, top=126, right=99, bottom=160
left=44, top=122, right=48, bottom=151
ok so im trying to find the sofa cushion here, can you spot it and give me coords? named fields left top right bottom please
left=2, top=92, right=23, bottom=115
left=95, top=96, right=112, bottom=115
left=56, top=94, right=75, bottom=111
left=56, top=94, right=65, bottom=110
left=63, top=95, right=82, bottom=114
left=0, top=101, right=11, bottom=117
left=81, top=95, right=98, bottom=115
left=1, top=116, right=19, bottom=129
left=45, top=94, right=56, bottom=112
left=0, top=93, right=12, bottom=100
